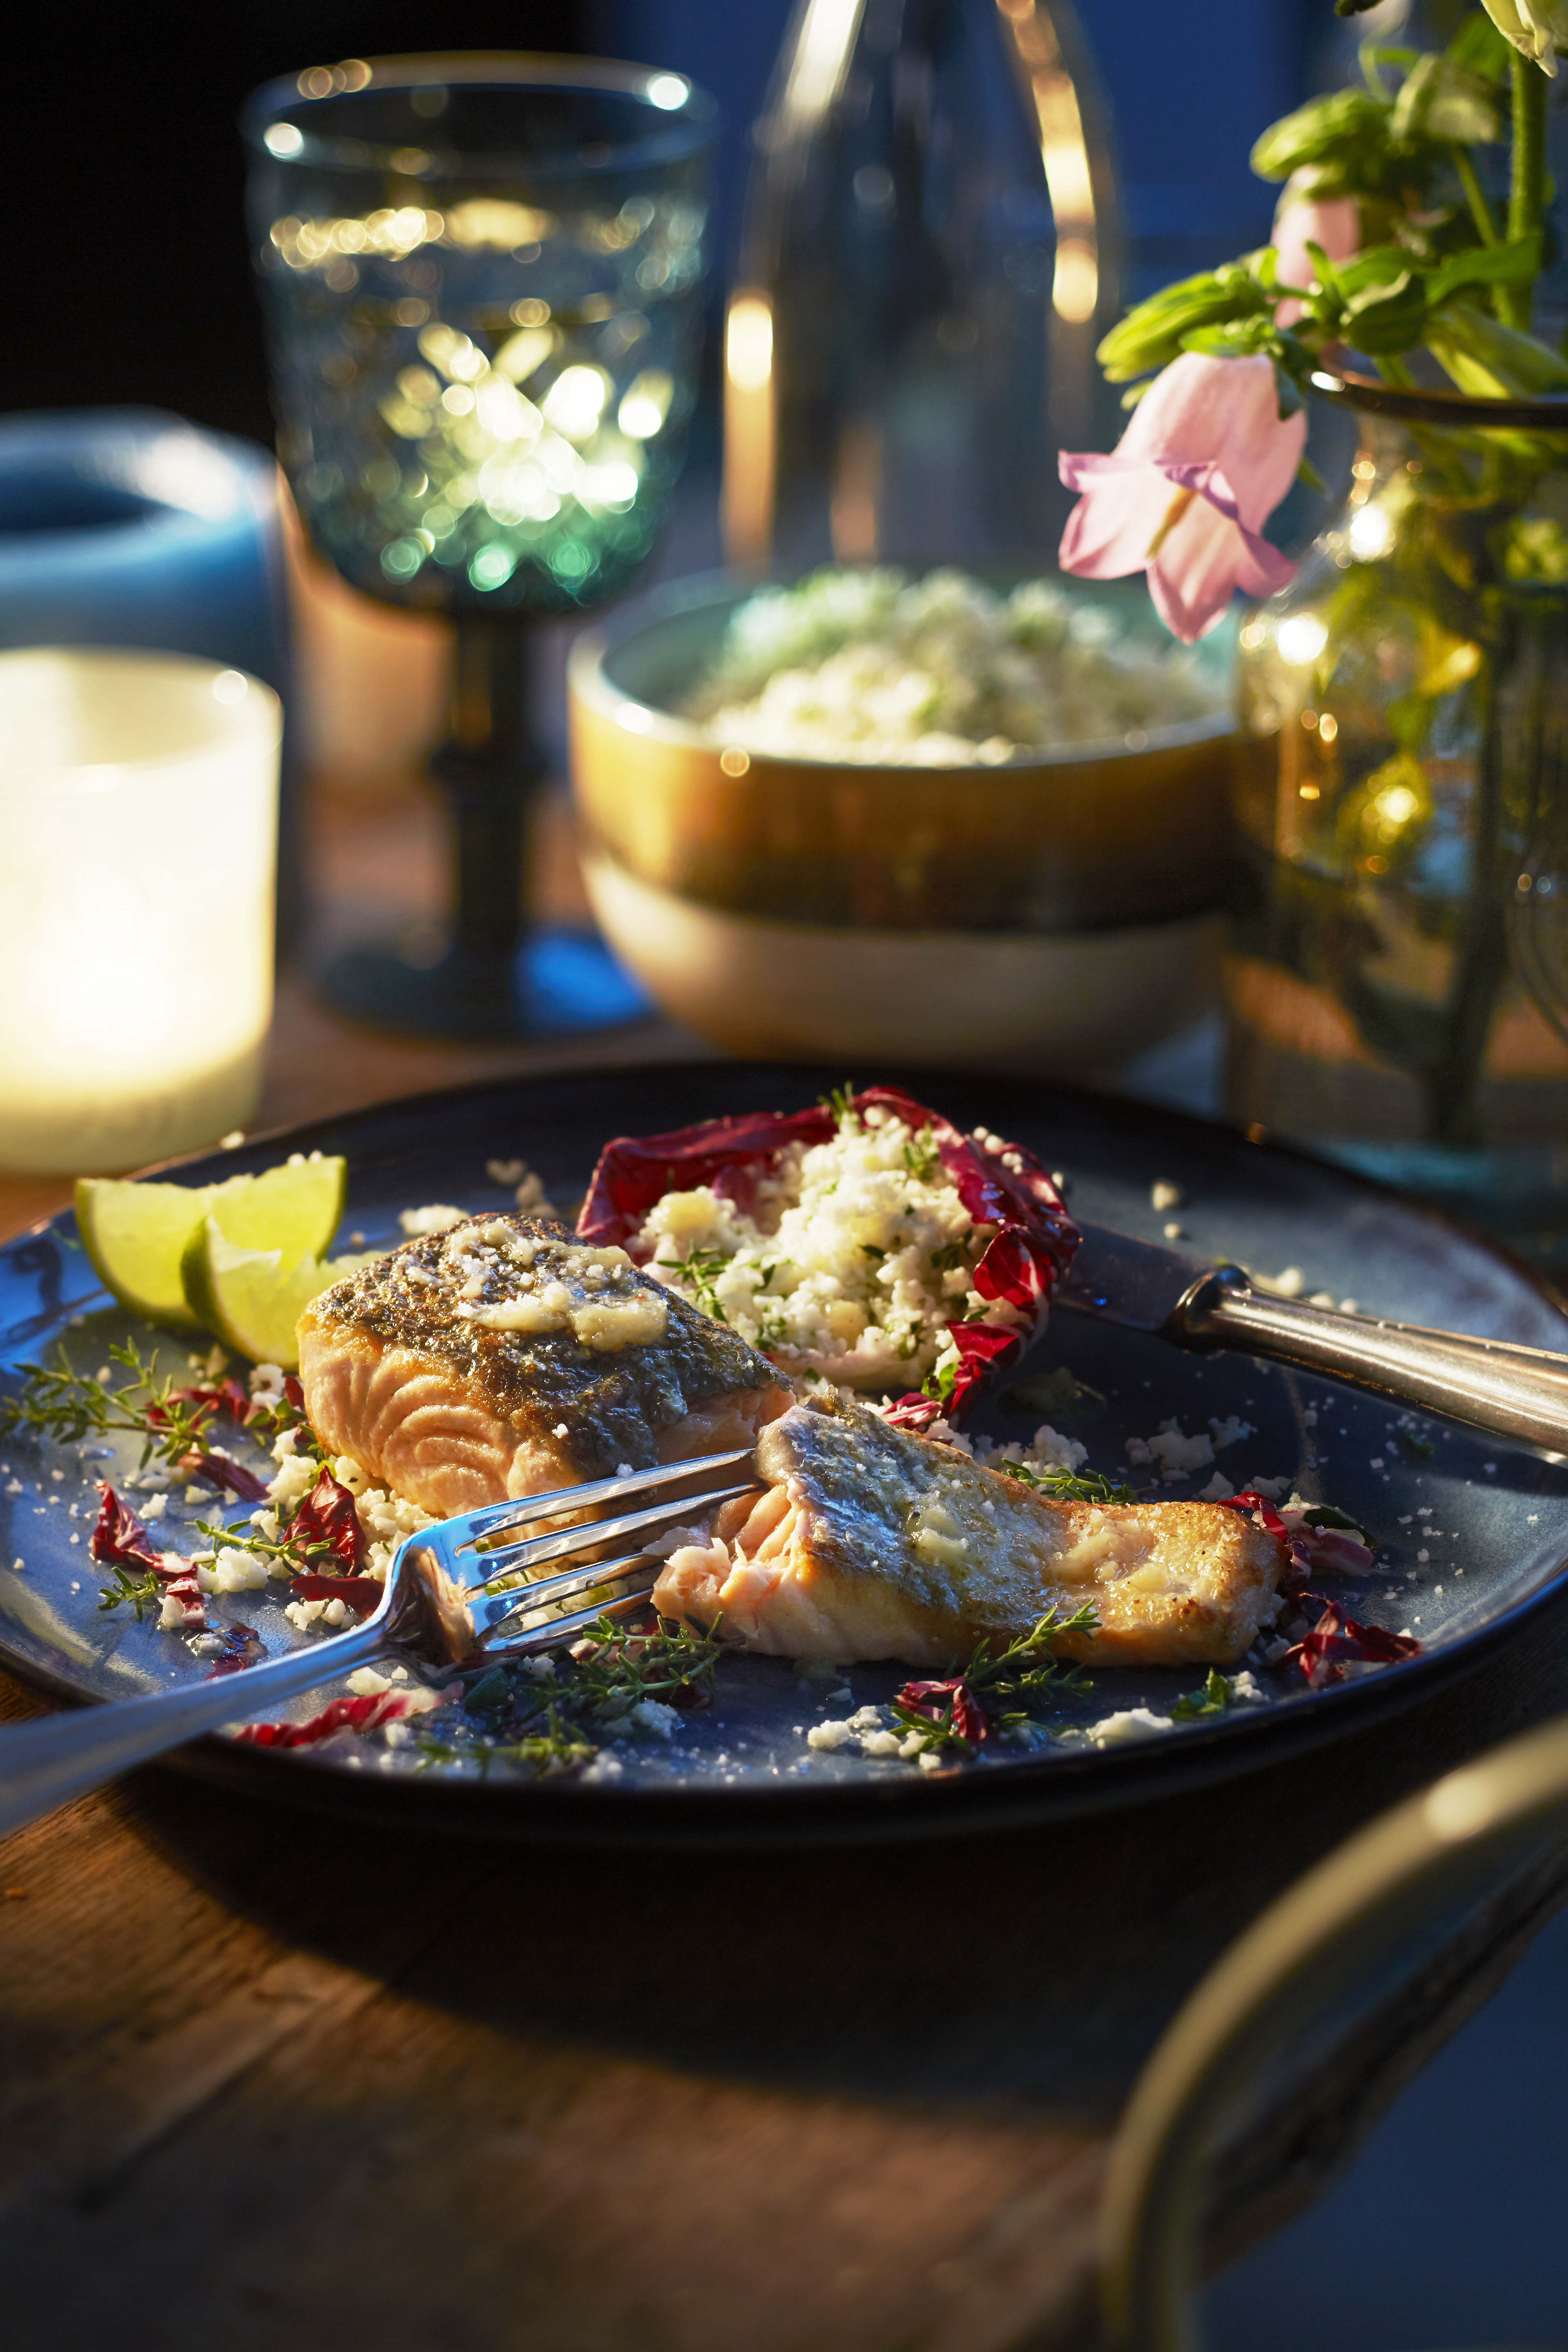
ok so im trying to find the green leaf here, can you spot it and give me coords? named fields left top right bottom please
left=1389, top=50, right=1501, bottom=147
left=1425, top=234, right=1542, bottom=305
left=1340, top=268, right=1430, bottom=354
left=1096, top=263, right=1272, bottom=383
left=1447, top=8, right=1515, bottom=84
left=1335, top=242, right=1426, bottom=295
left=1251, top=87, right=1390, bottom=183
left=1425, top=299, right=1568, bottom=394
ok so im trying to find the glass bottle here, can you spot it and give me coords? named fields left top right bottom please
left=722, top=0, right=1121, bottom=572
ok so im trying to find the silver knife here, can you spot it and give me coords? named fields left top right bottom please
left=1054, top=1222, right=1568, bottom=1459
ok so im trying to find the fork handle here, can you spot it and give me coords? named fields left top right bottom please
left=1179, top=1274, right=1568, bottom=1456
left=0, top=1619, right=388, bottom=1841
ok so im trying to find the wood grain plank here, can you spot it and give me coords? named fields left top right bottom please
left=2, top=1584, right=1567, bottom=2352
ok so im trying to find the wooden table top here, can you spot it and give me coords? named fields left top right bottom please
left=5, top=812, right=1568, bottom=2350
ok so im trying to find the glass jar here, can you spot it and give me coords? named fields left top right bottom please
left=1227, top=375, right=1568, bottom=1259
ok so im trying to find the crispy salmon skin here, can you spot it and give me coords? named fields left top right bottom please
left=656, top=1395, right=1287, bottom=1669
left=298, top=1212, right=793, bottom=1517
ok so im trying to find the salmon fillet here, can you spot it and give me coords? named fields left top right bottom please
left=655, top=1395, right=1287, bottom=1669
left=297, top=1212, right=794, bottom=1517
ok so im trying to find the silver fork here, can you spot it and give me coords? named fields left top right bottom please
left=0, top=1448, right=760, bottom=1840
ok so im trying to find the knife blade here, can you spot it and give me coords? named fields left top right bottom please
left=1051, top=1219, right=1568, bottom=1457
left=1053, top=1221, right=1232, bottom=1336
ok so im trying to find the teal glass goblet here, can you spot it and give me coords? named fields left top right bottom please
left=243, top=53, right=718, bottom=1038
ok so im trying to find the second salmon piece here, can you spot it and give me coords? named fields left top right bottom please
left=655, top=1394, right=1288, bottom=1669
left=297, top=1212, right=794, bottom=1517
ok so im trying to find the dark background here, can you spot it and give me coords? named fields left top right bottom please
left=9, top=0, right=1318, bottom=457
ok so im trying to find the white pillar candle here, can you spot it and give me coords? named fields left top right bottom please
left=0, top=648, right=281, bottom=1173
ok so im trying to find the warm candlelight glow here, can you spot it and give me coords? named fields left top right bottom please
left=0, top=650, right=281, bottom=1173
left=723, top=291, right=777, bottom=564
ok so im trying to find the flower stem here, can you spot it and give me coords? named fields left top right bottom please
left=1452, top=143, right=1499, bottom=249
left=1503, top=51, right=1548, bottom=333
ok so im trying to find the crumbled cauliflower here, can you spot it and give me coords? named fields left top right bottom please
left=1087, top=1707, right=1172, bottom=1746
left=630, top=1100, right=1004, bottom=1387
left=682, top=566, right=1222, bottom=764
left=1125, top=1421, right=1215, bottom=1481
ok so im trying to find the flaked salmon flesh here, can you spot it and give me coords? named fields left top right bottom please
left=655, top=1395, right=1287, bottom=1669
left=298, top=1212, right=793, bottom=1517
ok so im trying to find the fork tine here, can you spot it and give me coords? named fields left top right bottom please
left=470, top=1547, right=665, bottom=1645
left=483, top=1576, right=659, bottom=1657
left=457, top=1447, right=757, bottom=1552
left=467, top=1479, right=761, bottom=1589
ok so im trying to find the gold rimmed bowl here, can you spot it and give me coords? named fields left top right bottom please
left=567, top=571, right=1237, bottom=1070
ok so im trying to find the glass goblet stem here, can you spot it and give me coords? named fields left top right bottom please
left=318, top=612, right=648, bottom=1039
left=434, top=618, right=542, bottom=978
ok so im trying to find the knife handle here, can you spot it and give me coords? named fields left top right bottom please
left=1177, top=1273, right=1568, bottom=1457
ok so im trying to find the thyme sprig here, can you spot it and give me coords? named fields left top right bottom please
left=0, top=1340, right=309, bottom=1472
left=891, top=1689, right=979, bottom=1758
left=188, top=1512, right=339, bottom=1577
left=994, top=1459, right=1138, bottom=1507
left=414, top=1705, right=597, bottom=1777
left=963, top=1601, right=1100, bottom=1722
left=96, top=1559, right=163, bottom=1619
left=566, top=1612, right=726, bottom=1720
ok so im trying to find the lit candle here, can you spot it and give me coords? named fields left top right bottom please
left=0, top=649, right=281, bottom=1174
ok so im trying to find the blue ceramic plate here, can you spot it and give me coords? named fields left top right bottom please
left=3, top=1061, right=1568, bottom=1847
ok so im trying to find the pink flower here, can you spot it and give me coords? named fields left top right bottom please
left=1057, top=352, right=1306, bottom=642
left=1272, top=192, right=1359, bottom=326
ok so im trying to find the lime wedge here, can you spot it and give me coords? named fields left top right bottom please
left=76, top=1157, right=347, bottom=1333
left=180, top=1219, right=379, bottom=1368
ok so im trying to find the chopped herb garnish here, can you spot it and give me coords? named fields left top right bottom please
left=1172, top=1667, right=1231, bottom=1720
left=821, top=1081, right=859, bottom=1128
left=900, top=1125, right=940, bottom=1180
left=658, top=1246, right=732, bottom=1323
left=927, top=1240, right=968, bottom=1274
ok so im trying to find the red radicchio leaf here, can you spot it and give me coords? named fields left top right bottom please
left=287, top=1469, right=368, bottom=1573
left=1281, top=1512, right=1376, bottom=1579
left=89, top=1483, right=168, bottom=1577
left=207, top=1622, right=266, bottom=1677
left=283, top=1374, right=305, bottom=1411
left=895, top=1675, right=989, bottom=1744
left=578, top=1086, right=1079, bottom=1425
left=286, top=1574, right=383, bottom=1614
left=160, top=1572, right=207, bottom=1630
left=1218, top=1492, right=1375, bottom=1590
left=234, top=1690, right=414, bottom=1748
left=1288, top=1595, right=1420, bottom=1685
left=149, top=1377, right=255, bottom=1434
left=176, top=1449, right=269, bottom=1503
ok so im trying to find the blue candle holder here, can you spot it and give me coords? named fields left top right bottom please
left=0, top=408, right=297, bottom=950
